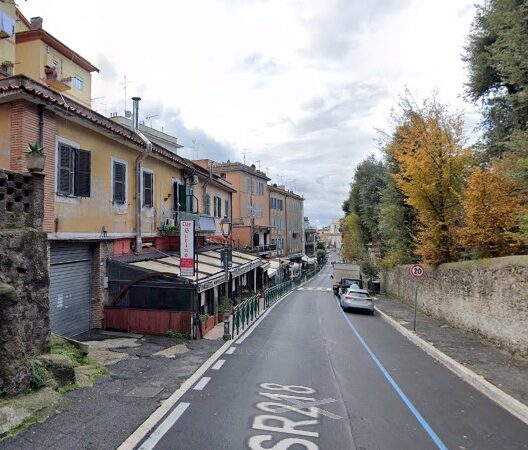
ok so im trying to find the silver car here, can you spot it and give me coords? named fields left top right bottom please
left=340, top=288, right=374, bottom=314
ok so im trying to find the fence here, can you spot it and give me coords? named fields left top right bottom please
left=232, top=294, right=260, bottom=336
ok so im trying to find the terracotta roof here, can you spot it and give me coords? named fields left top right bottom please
left=213, top=162, right=270, bottom=181
left=16, top=29, right=99, bottom=73
left=269, top=184, right=304, bottom=200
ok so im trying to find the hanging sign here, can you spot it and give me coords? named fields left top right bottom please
left=180, top=220, right=195, bottom=277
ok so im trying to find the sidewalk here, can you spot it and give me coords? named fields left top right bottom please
left=0, top=332, right=224, bottom=450
left=375, top=295, right=528, bottom=407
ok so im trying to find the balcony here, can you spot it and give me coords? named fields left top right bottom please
left=161, top=211, right=217, bottom=235
left=44, top=66, right=71, bottom=92
left=246, top=244, right=277, bottom=256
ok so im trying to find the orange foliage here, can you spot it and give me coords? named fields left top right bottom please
left=385, top=98, right=471, bottom=265
left=458, top=166, right=527, bottom=257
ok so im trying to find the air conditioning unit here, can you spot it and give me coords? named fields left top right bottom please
left=191, top=174, right=199, bottom=185
left=164, top=218, right=175, bottom=227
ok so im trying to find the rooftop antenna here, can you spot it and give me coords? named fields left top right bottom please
left=192, top=139, right=199, bottom=160
left=243, top=148, right=251, bottom=165
left=119, top=75, right=132, bottom=116
left=145, top=114, right=158, bottom=128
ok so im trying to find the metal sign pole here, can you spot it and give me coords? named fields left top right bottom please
left=413, top=283, right=418, bottom=331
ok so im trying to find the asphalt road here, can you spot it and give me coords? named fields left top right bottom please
left=135, top=261, right=528, bottom=450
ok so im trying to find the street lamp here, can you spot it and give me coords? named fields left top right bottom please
left=220, top=216, right=232, bottom=340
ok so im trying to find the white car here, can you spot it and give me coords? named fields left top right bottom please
left=339, top=288, right=374, bottom=314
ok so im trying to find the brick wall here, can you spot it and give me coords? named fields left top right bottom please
left=9, top=101, right=56, bottom=232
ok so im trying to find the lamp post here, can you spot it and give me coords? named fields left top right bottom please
left=221, top=216, right=232, bottom=340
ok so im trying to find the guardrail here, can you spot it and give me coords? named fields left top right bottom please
left=232, top=294, right=259, bottom=337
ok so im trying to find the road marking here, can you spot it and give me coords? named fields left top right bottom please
left=225, top=347, right=236, bottom=355
left=272, top=397, right=342, bottom=420
left=335, top=297, right=448, bottom=450
left=193, top=377, right=211, bottom=391
left=137, top=402, right=190, bottom=450
left=211, top=359, right=225, bottom=370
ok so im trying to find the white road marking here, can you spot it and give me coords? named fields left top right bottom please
left=225, top=347, right=236, bottom=355
left=137, top=402, right=190, bottom=450
left=193, top=377, right=211, bottom=391
left=211, top=359, right=225, bottom=370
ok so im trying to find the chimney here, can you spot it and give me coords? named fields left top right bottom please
left=251, top=164, right=256, bottom=171
left=30, top=17, right=43, bottom=30
left=132, top=97, right=141, bottom=130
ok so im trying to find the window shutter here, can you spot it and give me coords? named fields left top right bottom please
left=113, top=162, right=126, bottom=204
left=143, top=172, right=153, bottom=207
left=75, top=150, right=91, bottom=197
left=178, top=184, right=187, bottom=211
left=57, top=144, right=73, bottom=195
left=205, top=193, right=211, bottom=215
left=186, top=186, right=194, bottom=212
left=173, top=182, right=179, bottom=211
left=218, top=197, right=222, bottom=218
left=225, top=199, right=229, bottom=218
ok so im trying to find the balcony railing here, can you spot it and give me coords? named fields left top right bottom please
left=160, top=211, right=217, bottom=235
left=247, top=244, right=277, bottom=254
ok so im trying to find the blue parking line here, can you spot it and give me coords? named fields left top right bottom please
left=335, top=297, right=448, bottom=450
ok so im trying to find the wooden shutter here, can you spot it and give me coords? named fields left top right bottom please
left=178, top=184, right=187, bottom=211
left=205, top=193, right=211, bottom=215
left=225, top=199, right=229, bottom=218
left=218, top=197, right=222, bottom=218
left=186, top=186, right=194, bottom=212
left=113, top=162, right=126, bottom=204
left=75, top=150, right=91, bottom=197
left=57, top=144, right=73, bottom=195
left=143, top=172, right=153, bottom=207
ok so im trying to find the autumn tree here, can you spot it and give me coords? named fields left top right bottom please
left=458, top=165, right=527, bottom=256
left=384, top=97, right=471, bottom=265
left=341, top=213, right=365, bottom=263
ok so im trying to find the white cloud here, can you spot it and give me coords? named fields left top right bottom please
left=21, top=0, right=481, bottom=225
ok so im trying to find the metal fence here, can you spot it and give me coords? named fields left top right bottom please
left=232, top=294, right=260, bottom=336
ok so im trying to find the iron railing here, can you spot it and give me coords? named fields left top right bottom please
left=232, top=294, right=260, bottom=337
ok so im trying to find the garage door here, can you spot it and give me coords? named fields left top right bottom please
left=50, top=242, right=92, bottom=337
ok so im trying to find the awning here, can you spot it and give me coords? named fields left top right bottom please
left=267, top=267, right=278, bottom=278
left=302, top=256, right=317, bottom=264
left=128, top=248, right=264, bottom=293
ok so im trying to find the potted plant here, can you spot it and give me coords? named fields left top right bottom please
left=26, top=143, right=46, bottom=172
left=1, top=60, right=13, bottom=76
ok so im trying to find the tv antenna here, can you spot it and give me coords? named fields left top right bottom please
left=145, top=114, right=158, bottom=128
left=192, top=139, right=199, bottom=160
left=243, top=148, right=251, bottom=165
left=119, top=75, right=133, bottom=116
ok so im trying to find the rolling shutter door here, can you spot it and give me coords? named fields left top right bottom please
left=49, top=243, right=92, bottom=337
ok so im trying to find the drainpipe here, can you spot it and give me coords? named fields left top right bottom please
left=132, top=97, right=153, bottom=252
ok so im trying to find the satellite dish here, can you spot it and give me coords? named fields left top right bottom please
left=125, top=110, right=132, bottom=118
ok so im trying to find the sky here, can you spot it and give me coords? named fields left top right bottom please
left=20, top=0, right=481, bottom=227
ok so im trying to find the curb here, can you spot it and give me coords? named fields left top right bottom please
left=375, top=306, right=528, bottom=426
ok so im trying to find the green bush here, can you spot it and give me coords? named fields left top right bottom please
left=29, top=360, right=49, bottom=390
left=167, top=330, right=191, bottom=339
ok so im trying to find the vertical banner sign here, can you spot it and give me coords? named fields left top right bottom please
left=180, top=220, right=195, bottom=277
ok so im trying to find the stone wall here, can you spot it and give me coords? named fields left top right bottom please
left=381, top=255, right=528, bottom=357
left=0, top=168, right=49, bottom=396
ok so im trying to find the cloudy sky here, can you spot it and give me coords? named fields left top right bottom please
left=21, top=0, right=481, bottom=226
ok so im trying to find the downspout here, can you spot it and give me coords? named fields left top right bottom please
left=202, top=162, right=212, bottom=216
left=132, top=97, right=153, bottom=252
left=37, top=104, right=45, bottom=147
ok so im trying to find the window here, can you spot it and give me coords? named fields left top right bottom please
left=213, top=196, right=222, bottom=218
left=186, top=185, right=194, bottom=212
left=257, top=182, right=264, bottom=195
left=73, top=75, right=84, bottom=91
left=255, top=203, right=263, bottom=218
left=113, top=161, right=126, bottom=204
left=57, top=143, right=91, bottom=197
left=224, top=199, right=229, bottom=219
left=246, top=201, right=253, bottom=217
left=205, top=193, right=211, bottom=215
left=143, top=171, right=153, bottom=207
left=246, top=176, right=252, bottom=193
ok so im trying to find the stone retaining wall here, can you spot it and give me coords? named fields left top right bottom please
left=381, top=255, right=528, bottom=357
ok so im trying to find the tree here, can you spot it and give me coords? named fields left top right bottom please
left=464, top=0, right=528, bottom=158
left=458, top=165, right=527, bottom=257
left=341, top=213, right=365, bottom=263
left=385, top=96, right=471, bottom=265
left=316, top=249, right=326, bottom=266
left=343, top=155, right=387, bottom=245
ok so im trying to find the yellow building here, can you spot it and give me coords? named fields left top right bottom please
left=269, top=184, right=304, bottom=257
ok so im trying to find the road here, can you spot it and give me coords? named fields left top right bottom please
left=134, top=260, right=528, bottom=450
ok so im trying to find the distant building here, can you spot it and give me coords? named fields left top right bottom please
left=304, top=217, right=317, bottom=256
left=269, top=184, right=304, bottom=257
left=318, top=218, right=342, bottom=249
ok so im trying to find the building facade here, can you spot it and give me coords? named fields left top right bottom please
left=304, top=217, right=317, bottom=256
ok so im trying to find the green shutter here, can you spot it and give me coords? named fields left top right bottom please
left=218, top=197, right=222, bottom=218
left=75, top=149, right=91, bottom=197
left=178, top=184, right=187, bottom=211
left=205, top=193, right=211, bottom=215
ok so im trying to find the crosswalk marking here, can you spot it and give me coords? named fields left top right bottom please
left=298, top=287, right=332, bottom=292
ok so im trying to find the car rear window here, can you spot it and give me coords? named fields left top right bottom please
left=348, top=291, right=369, bottom=297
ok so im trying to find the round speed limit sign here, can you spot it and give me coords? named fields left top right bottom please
left=409, top=264, right=426, bottom=280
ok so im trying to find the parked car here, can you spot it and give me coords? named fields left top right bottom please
left=339, top=288, right=374, bottom=314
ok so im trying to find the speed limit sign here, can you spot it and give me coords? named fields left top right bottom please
left=409, top=264, right=426, bottom=280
